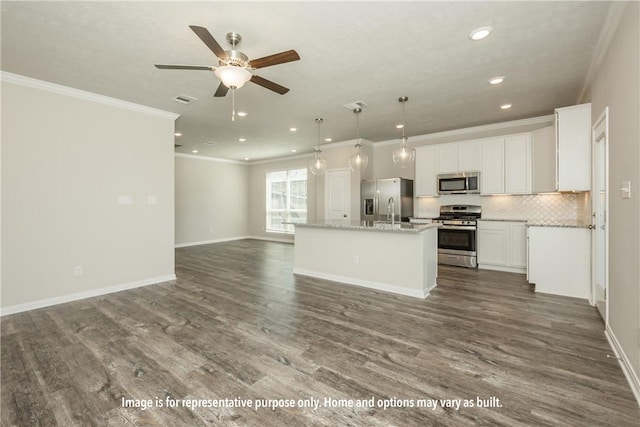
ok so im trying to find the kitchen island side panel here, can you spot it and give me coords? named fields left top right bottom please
left=293, top=226, right=437, bottom=298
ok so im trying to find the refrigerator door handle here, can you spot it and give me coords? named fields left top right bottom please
left=374, top=194, right=378, bottom=217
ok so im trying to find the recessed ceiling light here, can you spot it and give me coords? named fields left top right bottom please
left=395, top=124, right=404, bottom=129
left=469, top=26, right=492, bottom=41
left=324, top=138, right=333, bottom=142
left=238, top=138, right=247, bottom=142
left=291, top=149, right=297, bottom=153
left=174, top=132, right=182, bottom=137
left=244, top=157, right=250, bottom=161
left=192, top=149, right=199, bottom=153
left=289, top=127, right=297, bottom=132
left=500, top=103, right=512, bottom=110
left=237, top=111, right=248, bottom=117
left=489, top=76, right=505, bottom=85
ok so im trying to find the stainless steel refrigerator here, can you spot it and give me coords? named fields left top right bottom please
left=361, top=178, right=414, bottom=222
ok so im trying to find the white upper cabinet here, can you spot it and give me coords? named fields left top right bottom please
left=437, top=140, right=481, bottom=174
left=458, top=139, right=482, bottom=172
left=481, top=137, right=505, bottom=195
left=481, top=134, right=531, bottom=195
left=504, top=134, right=531, bottom=194
left=532, top=104, right=591, bottom=192
left=415, top=146, right=439, bottom=197
left=556, top=103, right=591, bottom=191
left=437, top=143, right=459, bottom=174
left=531, top=126, right=556, bottom=193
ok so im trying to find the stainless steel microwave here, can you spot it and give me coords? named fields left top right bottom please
left=437, top=172, right=480, bottom=195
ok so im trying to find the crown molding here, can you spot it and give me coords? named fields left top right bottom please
left=174, top=153, right=247, bottom=165
left=1, top=71, right=180, bottom=120
left=375, top=115, right=554, bottom=147
left=249, top=151, right=315, bottom=165
left=577, top=1, right=628, bottom=103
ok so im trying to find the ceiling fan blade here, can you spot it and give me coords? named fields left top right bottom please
left=155, top=64, right=214, bottom=70
left=250, top=75, right=289, bottom=95
left=249, top=50, right=300, bottom=69
left=189, top=25, right=226, bottom=59
left=214, top=82, right=229, bottom=97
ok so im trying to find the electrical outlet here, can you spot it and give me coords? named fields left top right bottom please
left=74, top=266, right=83, bottom=276
left=353, top=255, right=359, bottom=264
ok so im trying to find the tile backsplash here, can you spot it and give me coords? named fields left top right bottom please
left=416, top=192, right=591, bottom=222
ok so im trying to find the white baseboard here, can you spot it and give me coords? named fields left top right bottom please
left=247, top=235, right=294, bottom=244
left=0, top=274, right=177, bottom=316
left=293, top=268, right=434, bottom=299
left=175, top=236, right=251, bottom=248
left=605, top=325, right=640, bottom=407
left=479, top=264, right=526, bottom=275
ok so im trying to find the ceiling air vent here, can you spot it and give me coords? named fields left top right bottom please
left=171, top=94, right=197, bottom=105
left=342, top=100, right=368, bottom=111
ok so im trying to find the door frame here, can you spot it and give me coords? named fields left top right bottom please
left=591, top=107, right=609, bottom=325
left=324, top=168, right=351, bottom=221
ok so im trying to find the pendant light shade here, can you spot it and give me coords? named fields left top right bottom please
left=392, top=96, right=415, bottom=168
left=349, top=108, right=369, bottom=173
left=309, top=118, right=327, bottom=176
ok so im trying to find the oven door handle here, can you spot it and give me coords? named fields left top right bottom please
left=438, top=225, right=477, bottom=231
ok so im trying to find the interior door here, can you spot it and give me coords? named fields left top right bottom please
left=592, top=108, right=608, bottom=323
left=325, top=168, right=351, bottom=221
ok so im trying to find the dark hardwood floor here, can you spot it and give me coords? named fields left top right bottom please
left=2, top=239, right=639, bottom=426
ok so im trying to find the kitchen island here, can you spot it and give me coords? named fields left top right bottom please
left=292, top=221, right=439, bottom=298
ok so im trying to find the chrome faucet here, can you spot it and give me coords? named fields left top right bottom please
left=387, top=197, right=395, bottom=225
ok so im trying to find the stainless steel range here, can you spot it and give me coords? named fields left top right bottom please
left=433, top=205, right=481, bottom=268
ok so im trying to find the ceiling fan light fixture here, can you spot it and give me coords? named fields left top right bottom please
left=214, top=65, right=251, bottom=89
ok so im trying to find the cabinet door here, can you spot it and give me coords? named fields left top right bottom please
left=438, top=143, right=458, bottom=174
left=458, top=139, right=481, bottom=172
left=481, top=138, right=505, bottom=194
left=505, top=134, right=531, bottom=194
left=415, top=146, right=439, bottom=196
left=509, top=223, right=527, bottom=268
left=531, top=126, right=556, bottom=193
left=477, top=222, right=508, bottom=266
left=556, top=104, right=591, bottom=191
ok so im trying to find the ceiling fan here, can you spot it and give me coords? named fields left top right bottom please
left=155, top=25, right=300, bottom=97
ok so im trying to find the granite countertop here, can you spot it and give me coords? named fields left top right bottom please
left=477, top=218, right=591, bottom=228
left=526, top=220, right=592, bottom=229
left=290, top=220, right=440, bottom=233
left=479, top=218, right=528, bottom=222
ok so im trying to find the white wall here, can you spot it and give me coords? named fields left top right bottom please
left=1, top=74, right=177, bottom=313
left=174, top=155, right=249, bottom=246
left=588, top=1, right=640, bottom=389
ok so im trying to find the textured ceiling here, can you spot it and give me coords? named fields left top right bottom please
left=1, top=1, right=611, bottom=161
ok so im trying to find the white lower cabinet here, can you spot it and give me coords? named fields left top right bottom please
left=527, top=226, right=590, bottom=299
left=478, top=221, right=527, bottom=274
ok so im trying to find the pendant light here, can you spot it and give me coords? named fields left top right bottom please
left=309, top=118, right=327, bottom=176
left=392, top=96, right=416, bottom=167
left=349, top=108, right=368, bottom=172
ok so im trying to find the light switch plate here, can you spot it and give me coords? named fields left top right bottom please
left=621, top=181, right=631, bottom=199
left=147, top=196, right=158, bottom=205
left=118, top=195, right=132, bottom=205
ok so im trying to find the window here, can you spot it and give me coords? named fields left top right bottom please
left=266, top=168, right=307, bottom=233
